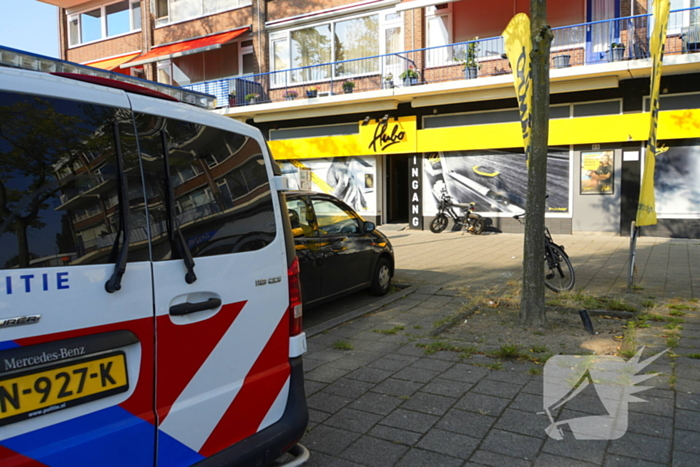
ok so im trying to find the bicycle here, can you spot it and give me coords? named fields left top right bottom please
left=430, top=189, right=485, bottom=235
left=513, top=212, right=575, bottom=292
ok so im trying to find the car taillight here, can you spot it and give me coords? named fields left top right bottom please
left=288, top=257, right=303, bottom=336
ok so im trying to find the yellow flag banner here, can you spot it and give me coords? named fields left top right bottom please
left=502, top=13, right=533, bottom=164
left=637, top=0, right=671, bottom=226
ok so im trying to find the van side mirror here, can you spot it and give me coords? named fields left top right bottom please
left=363, top=221, right=376, bottom=233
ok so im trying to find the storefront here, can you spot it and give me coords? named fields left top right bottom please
left=267, top=99, right=700, bottom=237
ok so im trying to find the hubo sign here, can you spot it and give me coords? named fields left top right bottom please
left=359, top=116, right=417, bottom=155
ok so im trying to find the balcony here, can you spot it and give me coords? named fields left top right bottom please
left=182, top=8, right=700, bottom=117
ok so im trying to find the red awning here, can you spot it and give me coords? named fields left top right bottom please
left=122, top=28, right=249, bottom=68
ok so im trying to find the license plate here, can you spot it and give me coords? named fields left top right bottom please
left=0, top=352, right=128, bottom=426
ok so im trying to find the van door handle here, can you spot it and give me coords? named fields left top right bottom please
left=169, top=298, right=222, bottom=316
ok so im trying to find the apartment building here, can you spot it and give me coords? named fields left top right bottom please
left=44, top=0, right=700, bottom=237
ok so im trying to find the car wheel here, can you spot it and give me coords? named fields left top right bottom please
left=370, top=257, right=391, bottom=296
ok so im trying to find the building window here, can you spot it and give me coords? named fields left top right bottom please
left=154, top=0, right=252, bottom=26
left=426, top=4, right=453, bottom=67
left=271, top=11, right=389, bottom=85
left=68, top=1, right=141, bottom=46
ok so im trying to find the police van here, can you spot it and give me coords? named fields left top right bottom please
left=0, top=55, right=308, bottom=466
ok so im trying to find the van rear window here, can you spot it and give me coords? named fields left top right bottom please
left=134, top=113, right=276, bottom=259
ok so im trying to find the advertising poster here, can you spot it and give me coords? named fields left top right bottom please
left=423, top=148, right=570, bottom=215
left=655, top=141, right=700, bottom=216
left=279, top=156, right=377, bottom=214
left=581, top=151, right=614, bottom=195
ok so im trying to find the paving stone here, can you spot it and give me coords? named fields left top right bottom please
left=416, top=428, right=479, bottom=460
left=337, top=435, right=410, bottom=467
left=304, top=380, right=327, bottom=397
left=676, top=392, right=700, bottom=412
left=607, top=431, right=672, bottom=463
left=324, top=407, right=383, bottom=434
left=326, top=358, right=367, bottom=371
left=367, top=356, right=417, bottom=371
left=468, top=450, right=533, bottom=467
left=302, top=358, right=327, bottom=372
left=454, top=391, right=511, bottom=416
left=486, top=369, right=532, bottom=385
left=370, top=378, right=424, bottom=397
left=509, top=392, right=545, bottom=414
left=395, top=448, right=464, bottom=467
left=495, top=408, right=549, bottom=438
left=435, top=407, right=496, bottom=439
left=366, top=424, right=422, bottom=446
left=628, top=394, right=675, bottom=418
left=521, top=378, right=544, bottom=396
left=303, top=451, right=364, bottom=467
left=350, top=392, right=404, bottom=416
left=379, top=408, right=440, bottom=434
left=305, top=365, right=352, bottom=384
left=674, top=378, right=700, bottom=394
left=302, top=425, right=361, bottom=456
left=480, top=429, right=544, bottom=461
left=308, top=408, right=330, bottom=424
left=323, top=378, right=375, bottom=399
left=674, top=429, right=700, bottom=454
left=345, top=366, right=395, bottom=384
left=541, top=435, right=607, bottom=465
left=306, top=392, right=351, bottom=414
left=305, top=348, right=347, bottom=362
left=672, top=450, right=700, bottom=467
left=399, top=391, right=456, bottom=416
left=410, top=357, right=455, bottom=372
left=603, top=454, right=666, bottom=467
left=626, top=410, right=674, bottom=438
left=675, top=409, right=700, bottom=432
left=392, top=366, right=442, bottom=383
left=439, top=363, right=489, bottom=383
left=419, top=377, right=473, bottom=398
left=534, top=452, right=599, bottom=467
left=471, top=379, right=524, bottom=399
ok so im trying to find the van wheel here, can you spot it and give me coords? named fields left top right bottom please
left=370, top=258, right=391, bottom=296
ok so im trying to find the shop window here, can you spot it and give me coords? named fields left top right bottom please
left=572, top=100, right=621, bottom=117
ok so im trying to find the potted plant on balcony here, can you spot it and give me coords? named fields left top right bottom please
left=610, top=42, right=625, bottom=62
left=383, top=73, right=394, bottom=89
left=306, top=86, right=318, bottom=98
left=245, top=93, right=260, bottom=105
left=552, top=54, right=571, bottom=68
left=399, top=66, right=419, bottom=86
left=463, top=37, right=480, bottom=79
left=284, top=90, right=298, bottom=101
left=342, top=80, right=355, bottom=94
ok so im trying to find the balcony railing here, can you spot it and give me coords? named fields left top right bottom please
left=182, top=7, right=700, bottom=108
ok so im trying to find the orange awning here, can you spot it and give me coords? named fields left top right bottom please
left=85, top=53, right=141, bottom=71
left=122, top=28, right=249, bottom=68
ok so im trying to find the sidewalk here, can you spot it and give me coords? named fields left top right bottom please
left=297, top=231, right=700, bottom=466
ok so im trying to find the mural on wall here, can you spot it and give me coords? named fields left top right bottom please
left=279, top=156, right=376, bottom=213
left=655, top=141, right=700, bottom=216
left=423, top=148, right=570, bottom=214
left=581, top=151, right=614, bottom=195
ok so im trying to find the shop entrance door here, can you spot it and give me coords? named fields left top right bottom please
left=386, top=154, right=410, bottom=223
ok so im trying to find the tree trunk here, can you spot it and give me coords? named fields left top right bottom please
left=519, top=0, right=552, bottom=326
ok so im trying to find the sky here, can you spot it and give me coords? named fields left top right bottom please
left=0, top=1, right=59, bottom=58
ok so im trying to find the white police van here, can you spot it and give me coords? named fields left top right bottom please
left=0, top=54, right=308, bottom=467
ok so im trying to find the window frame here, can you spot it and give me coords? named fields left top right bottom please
left=425, top=3, right=453, bottom=68
left=67, top=0, right=142, bottom=47
left=269, top=8, right=399, bottom=88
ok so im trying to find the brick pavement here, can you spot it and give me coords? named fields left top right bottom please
left=297, top=231, right=700, bottom=466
